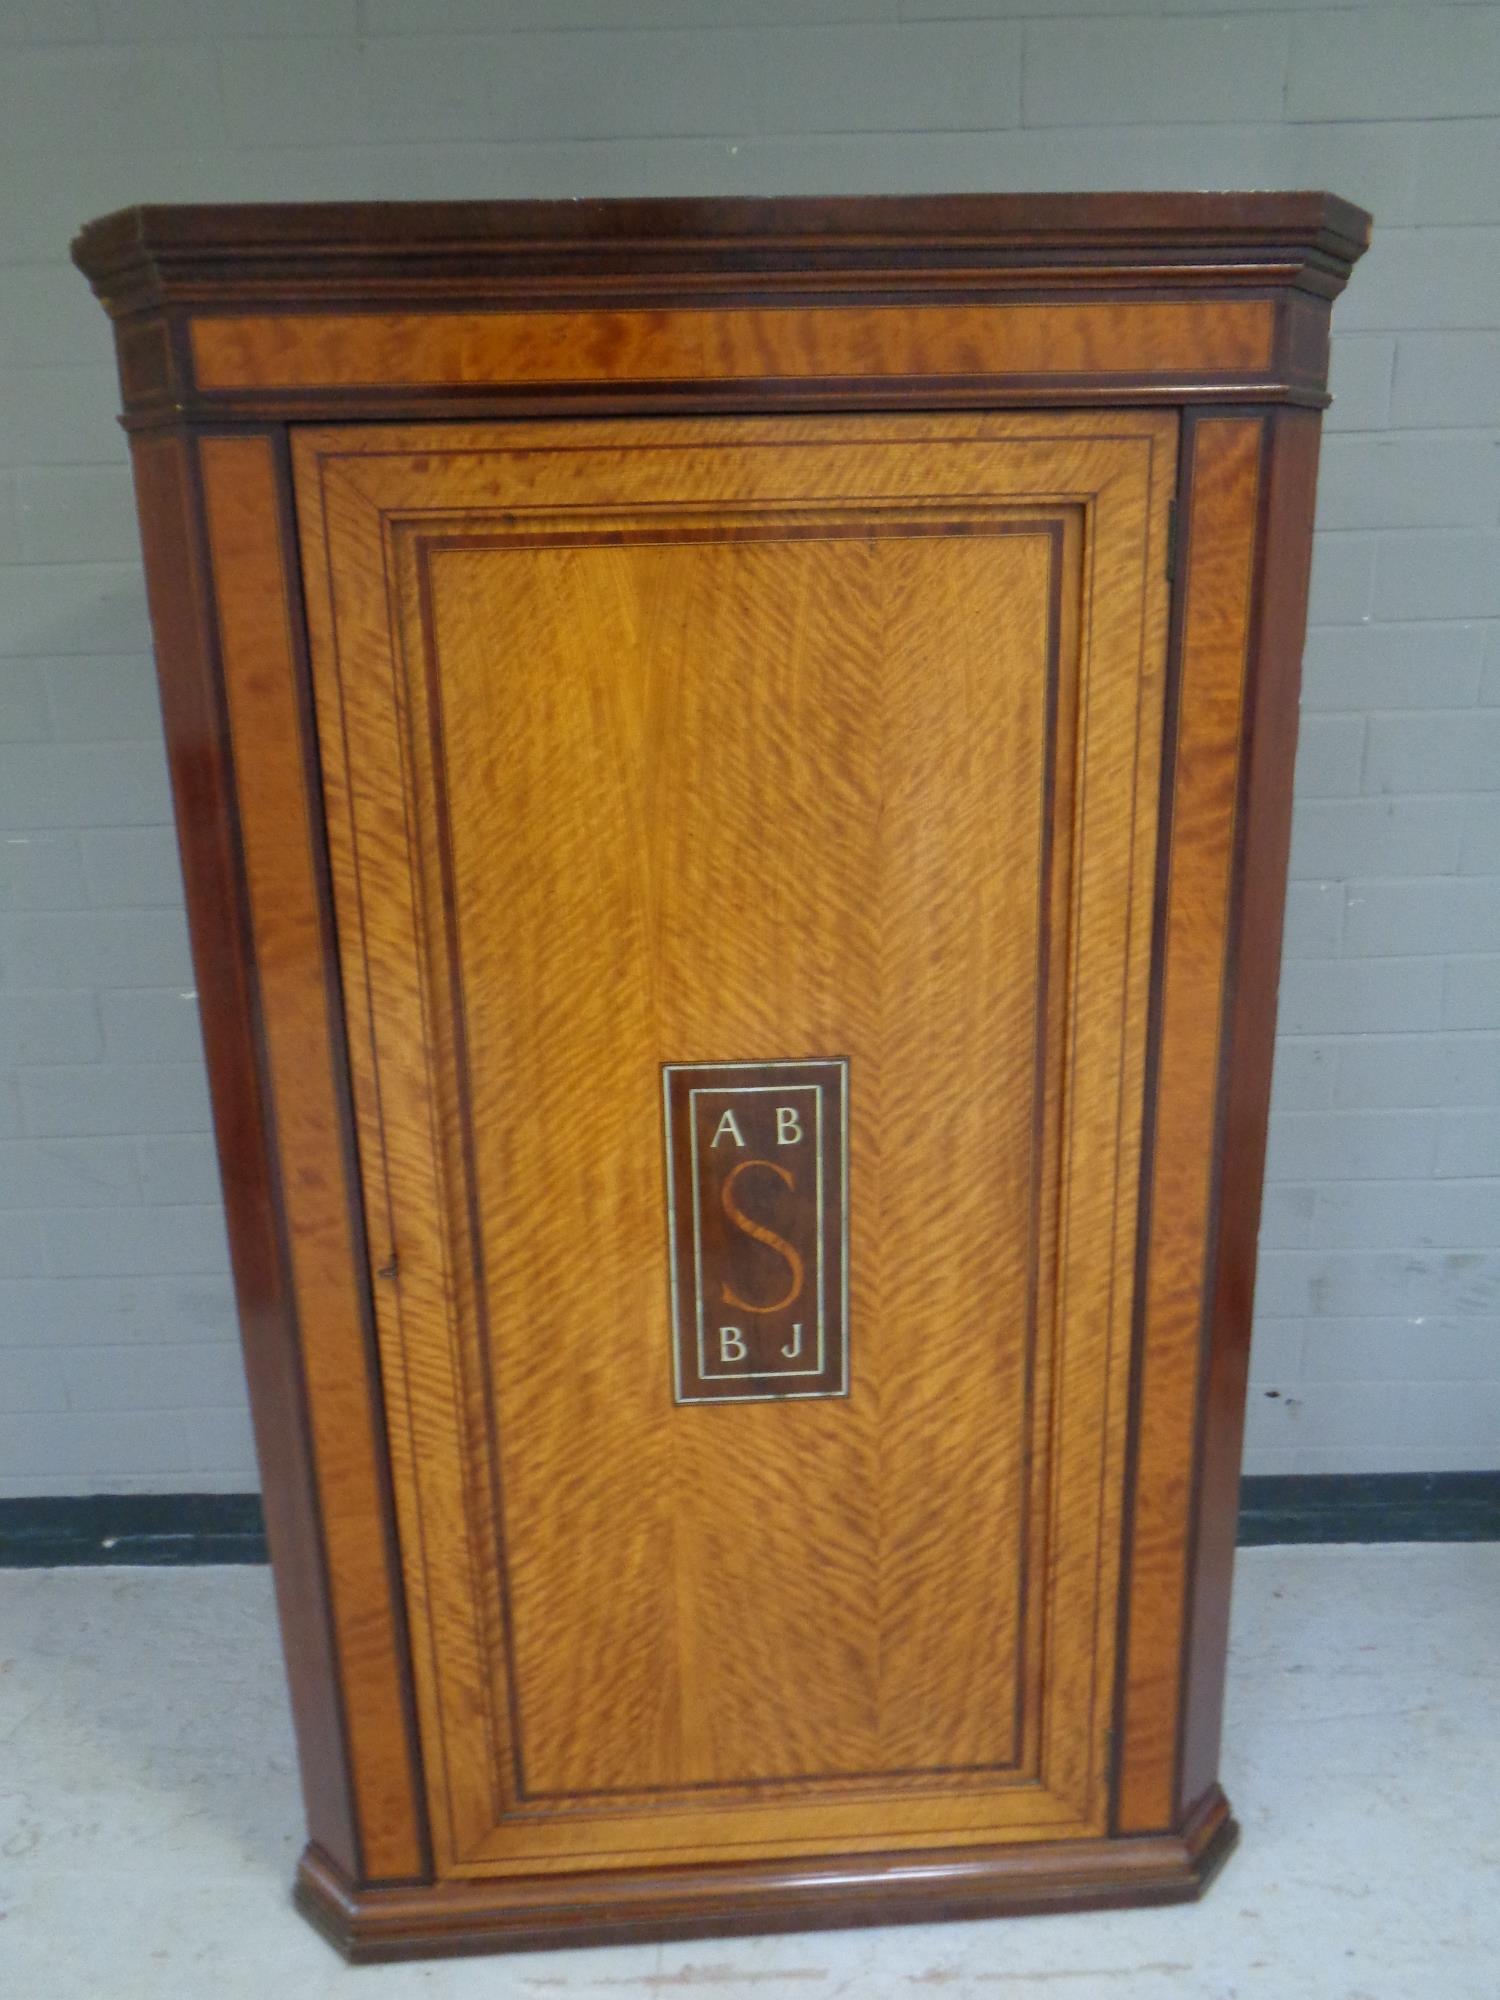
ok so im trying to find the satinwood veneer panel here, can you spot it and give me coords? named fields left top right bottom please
left=294, top=413, right=1173, bottom=1874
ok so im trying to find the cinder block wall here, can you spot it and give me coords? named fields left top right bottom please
left=1, top=1, right=1496, bottom=1495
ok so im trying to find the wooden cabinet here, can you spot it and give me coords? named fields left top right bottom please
left=75, top=193, right=1367, bottom=1962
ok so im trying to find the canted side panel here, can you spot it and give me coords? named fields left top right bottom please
left=1116, top=415, right=1264, bottom=1834
left=128, top=431, right=363, bottom=1879
left=296, top=414, right=1174, bottom=1874
left=198, top=436, right=428, bottom=1882
left=1178, top=409, right=1324, bottom=1819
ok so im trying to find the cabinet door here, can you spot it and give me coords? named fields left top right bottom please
left=295, top=412, right=1176, bottom=1877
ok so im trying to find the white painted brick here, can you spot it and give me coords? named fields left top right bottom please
left=1444, top=957, right=1500, bottom=1029
left=1265, top=1110, right=1440, bottom=1183
left=1246, top=1317, right=1306, bottom=1384
left=1259, top=1184, right=1316, bottom=1251
left=0, top=1138, right=141, bottom=1209
left=0, top=268, right=115, bottom=374
left=43, top=656, right=160, bottom=742
left=0, top=367, right=127, bottom=468
left=1313, top=1182, right=1500, bottom=1251
left=360, top=134, right=753, bottom=201
left=365, top=0, right=894, bottom=26
left=368, top=39, right=506, bottom=147
left=1281, top=880, right=1345, bottom=958
left=100, top=989, right=205, bottom=1063
left=43, top=1203, right=229, bottom=1278
left=1460, top=793, right=1500, bottom=875
left=0, top=659, right=50, bottom=742
left=1437, top=1111, right=1500, bottom=1178
left=95, top=0, right=357, bottom=35
left=1391, top=335, right=1500, bottom=430
left=1412, top=119, right=1500, bottom=227
left=1337, top=228, right=1500, bottom=335
left=1315, top=435, right=1500, bottom=533
left=0, top=992, right=100, bottom=1065
left=0, top=909, right=191, bottom=988
left=19, top=1062, right=210, bottom=1137
left=1271, top=122, right=1420, bottom=233
left=733, top=113, right=1418, bottom=212
left=762, top=25, right=1020, bottom=133
left=1022, top=17, right=1288, bottom=126
left=1246, top=1380, right=1500, bottom=1453
left=0, top=745, right=170, bottom=830
left=1293, top=715, right=1364, bottom=799
left=14, top=466, right=141, bottom=565
left=721, top=124, right=1276, bottom=200
left=1300, top=622, right=1486, bottom=712
left=1343, top=878, right=1500, bottom=957
left=0, top=0, right=98, bottom=42
left=81, top=826, right=184, bottom=908
left=0, top=1409, right=192, bottom=1478
left=1249, top=1442, right=1499, bottom=1476
left=1365, top=711, right=1500, bottom=796
left=0, top=1274, right=237, bottom=1348
left=0, top=1470, right=251, bottom=1496
left=1277, top=958, right=1443, bottom=1036
left=1, top=564, right=153, bottom=658
left=58, top=1340, right=247, bottom=1415
left=1239, top=1445, right=1298, bottom=1477
left=1288, top=6, right=1500, bottom=122
left=1374, top=532, right=1500, bottom=623
left=1336, top=1034, right=1500, bottom=1110
left=0, top=473, right=20, bottom=564
left=1305, top=533, right=1375, bottom=626
left=0, top=833, right=88, bottom=910
left=135, top=1136, right=222, bottom=1207
left=0, top=1212, right=50, bottom=1276
left=0, top=46, right=227, bottom=153
left=0, top=1347, right=66, bottom=1413
left=1268, top=1038, right=1337, bottom=1113
left=1299, top=1317, right=1500, bottom=1385
left=1290, top=798, right=1465, bottom=879
left=186, top=1404, right=258, bottom=1477
left=223, top=31, right=762, bottom=149
left=0, top=0, right=1491, bottom=1490
left=1325, top=337, right=1394, bottom=434
left=498, top=31, right=763, bottom=142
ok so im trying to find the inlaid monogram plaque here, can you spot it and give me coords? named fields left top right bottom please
left=663, top=1059, right=849, bottom=1404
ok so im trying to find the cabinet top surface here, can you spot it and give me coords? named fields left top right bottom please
left=74, top=190, right=1369, bottom=312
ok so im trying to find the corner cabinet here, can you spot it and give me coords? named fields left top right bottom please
left=74, top=194, right=1367, bottom=1962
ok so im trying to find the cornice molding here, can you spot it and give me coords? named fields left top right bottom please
left=73, top=192, right=1371, bottom=318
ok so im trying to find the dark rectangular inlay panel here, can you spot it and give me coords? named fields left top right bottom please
left=663, top=1059, right=848, bottom=1404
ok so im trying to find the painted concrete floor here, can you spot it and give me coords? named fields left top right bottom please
left=1, top=1544, right=1496, bottom=1999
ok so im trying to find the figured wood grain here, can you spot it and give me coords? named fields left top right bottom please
left=200, top=436, right=427, bottom=1881
left=191, top=299, right=1273, bottom=395
left=127, top=432, right=364, bottom=1877
left=295, top=411, right=1174, bottom=1874
left=81, top=192, right=1367, bottom=1961
left=1178, top=409, right=1324, bottom=1820
left=296, top=1784, right=1237, bottom=1963
left=1115, top=416, right=1264, bottom=1835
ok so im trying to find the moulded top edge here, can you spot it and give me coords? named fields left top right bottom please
left=72, top=190, right=1372, bottom=308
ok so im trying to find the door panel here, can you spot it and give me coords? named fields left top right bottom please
left=294, top=413, right=1175, bottom=1873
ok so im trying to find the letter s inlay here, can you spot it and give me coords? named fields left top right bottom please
left=719, top=1158, right=805, bottom=1315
